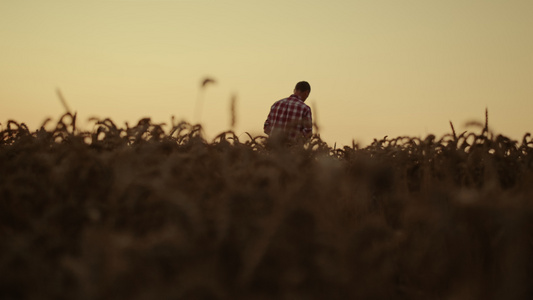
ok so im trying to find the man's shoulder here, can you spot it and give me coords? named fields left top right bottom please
left=271, top=98, right=286, bottom=107
left=296, top=99, right=311, bottom=110
left=272, top=95, right=310, bottom=109
left=286, top=96, right=310, bottom=111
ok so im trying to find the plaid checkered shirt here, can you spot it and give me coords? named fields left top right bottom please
left=263, top=94, right=313, bottom=141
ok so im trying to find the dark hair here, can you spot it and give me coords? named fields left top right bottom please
left=295, top=81, right=311, bottom=92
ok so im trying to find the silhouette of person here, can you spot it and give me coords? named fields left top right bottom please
left=264, top=81, right=312, bottom=143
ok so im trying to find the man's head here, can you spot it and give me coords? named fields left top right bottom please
left=293, top=81, right=311, bottom=101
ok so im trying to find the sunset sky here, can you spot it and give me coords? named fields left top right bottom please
left=1, top=0, right=532, bottom=146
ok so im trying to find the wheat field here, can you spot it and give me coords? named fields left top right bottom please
left=1, top=114, right=533, bottom=299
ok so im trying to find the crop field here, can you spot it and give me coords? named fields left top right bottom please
left=1, top=113, right=533, bottom=299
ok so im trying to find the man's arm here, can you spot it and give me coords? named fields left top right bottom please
left=302, top=107, right=313, bottom=139
left=264, top=105, right=274, bottom=135
left=264, top=118, right=271, bottom=135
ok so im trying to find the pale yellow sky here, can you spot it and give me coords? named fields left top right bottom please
left=1, top=0, right=532, bottom=146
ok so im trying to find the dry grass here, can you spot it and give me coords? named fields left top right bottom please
left=1, top=114, right=533, bottom=299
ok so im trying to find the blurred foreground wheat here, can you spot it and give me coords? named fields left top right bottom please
left=1, top=114, right=533, bottom=299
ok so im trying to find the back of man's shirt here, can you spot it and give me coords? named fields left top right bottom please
left=264, top=94, right=312, bottom=141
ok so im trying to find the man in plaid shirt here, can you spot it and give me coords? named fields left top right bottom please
left=264, top=81, right=313, bottom=142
